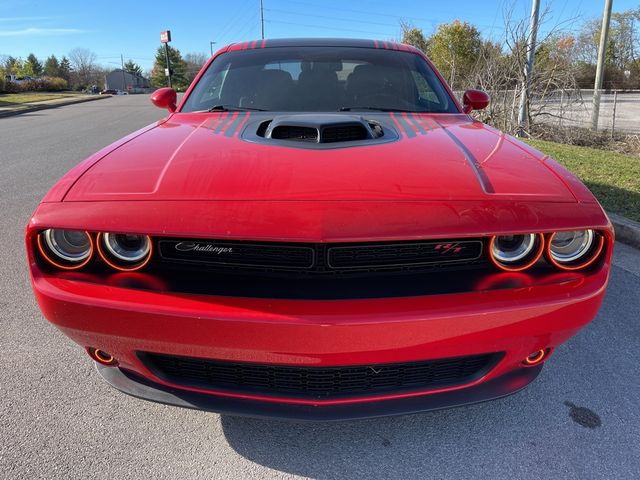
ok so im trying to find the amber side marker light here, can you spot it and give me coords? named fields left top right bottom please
left=523, top=349, right=549, bottom=366
left=488, top=233, right=545, bottom=272
left=86, top=347, right=118, bottom=366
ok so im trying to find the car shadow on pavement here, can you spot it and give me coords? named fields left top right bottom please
left=220, top=265, right=640, bottom=480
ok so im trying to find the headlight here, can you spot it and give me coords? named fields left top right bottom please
left=38, top=229, right=93, bottom=269
left=98, top=233, right=152, bottom=271
left=489, top=233, right=544, bottom=271
left=546, top=229, right=603, bottom=270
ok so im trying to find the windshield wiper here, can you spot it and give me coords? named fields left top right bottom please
left=339, top=106, right=421, bottom=113
left=208, top=105, right=267, bottom=112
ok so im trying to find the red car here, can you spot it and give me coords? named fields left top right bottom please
left=26, top=39, right=613, bottom=420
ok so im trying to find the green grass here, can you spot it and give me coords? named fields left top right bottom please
left=526, top=139, right=640, bottom=222
left=0, top=92, right=81, bottom=107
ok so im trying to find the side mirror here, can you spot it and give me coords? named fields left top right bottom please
left=151, top=87, right=177, bottom=113
left=462, top=89, right=490, bottom=114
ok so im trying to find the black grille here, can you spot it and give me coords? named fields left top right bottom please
left=139, top=352, right=501, bottom=400
left=329, top=241, right=482, bottom=269
left=157, top=238, right=483, bottom=274
left=271, top=125, right=318, bottom=142
left=321, top=124, right=368, bottom=142
left=157, top=240, right=314, bottom=269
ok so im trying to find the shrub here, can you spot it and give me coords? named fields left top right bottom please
left=2, top=76, right=68, bottom=93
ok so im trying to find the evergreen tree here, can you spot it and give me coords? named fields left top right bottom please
left=151, top=45, right=188, bottom=89
left=43, top=55, right=60, bottom=77
left=59, top=57, right=72, bottom=81
left=123, top=59, right=142, bottom=76
left=24, top=53, right=43, bottom=77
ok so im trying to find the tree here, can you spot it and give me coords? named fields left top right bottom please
left=150, top=45, right=188, bottom=89
left=124, top=59, right=142, bottom=76
left=23, top=53, right=43, bottom=77
left=43, top=55, right=60, bottom=77
left=427, top=21, right=483, bottom=90
left=68, top=47, right=97, bottom=88
left=59, top=56, right=72, bottom=82
left=3, top=56, right=22, bottom=76
left=184, top=52, right=207, bottom=84
left=400, top=21, right=429, bottom=52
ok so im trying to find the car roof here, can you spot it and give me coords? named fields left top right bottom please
left=224, top=38, right=422, bottom=54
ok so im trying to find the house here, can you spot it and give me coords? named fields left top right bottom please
left=105, top=69, right=151, bottom=93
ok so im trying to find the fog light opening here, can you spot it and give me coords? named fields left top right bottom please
left=87, top=347, right=118, bottom=366
left=523, top=349, right=548, bottom=366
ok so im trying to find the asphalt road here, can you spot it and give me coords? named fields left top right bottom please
left=1, top=95, right=639, bottom=480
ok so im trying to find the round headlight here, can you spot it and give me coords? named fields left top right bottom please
left=489, top=233, right=544, bottom=271
left=547, top=229, right=603, bottom=270
left=98, top=233, right=152, bottom=271
left=38, top=229, right=93, bottom=269
left=549, top=230, right=593, bottom=263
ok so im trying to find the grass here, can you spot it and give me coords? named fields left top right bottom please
left=526, top=139, right=640, bottom=222
left=0, top=92, right=81, bottom=107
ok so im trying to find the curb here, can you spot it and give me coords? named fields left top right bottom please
left=0, top=95, right=110, bottom=118
left=609, top=213, right=640, bottom=249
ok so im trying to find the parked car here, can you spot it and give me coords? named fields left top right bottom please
left=100, top=89, right=117, bottom=95
left=26, top=38, right=613, bottom=421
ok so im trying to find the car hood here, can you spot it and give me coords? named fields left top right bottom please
left=64, top=113, right=577, bottom=203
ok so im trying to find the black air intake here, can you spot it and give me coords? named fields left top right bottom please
left=260, top=114, right=382, bottom=144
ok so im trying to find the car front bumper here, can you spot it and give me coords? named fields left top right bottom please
left=30, top=259, right=609, bottom=419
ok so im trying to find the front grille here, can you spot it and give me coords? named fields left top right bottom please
left=139, top=352, right=501, bottom=400
left=157, top=238, right=484, bottom=274
left=157, top=240, right=315, bottom=269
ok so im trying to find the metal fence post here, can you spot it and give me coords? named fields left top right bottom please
left=611, top=90, right=618, bottom=138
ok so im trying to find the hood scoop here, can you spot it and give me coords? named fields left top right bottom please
left=256, top=114, right=388, bottom=145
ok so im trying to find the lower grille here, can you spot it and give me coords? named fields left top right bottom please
left=139, top=352, right=501, bottom=400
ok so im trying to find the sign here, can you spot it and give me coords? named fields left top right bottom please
left=160, top=30, right=171, bottom=43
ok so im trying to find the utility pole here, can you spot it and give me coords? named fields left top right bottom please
left=160, top=30, right=172, bottom=88
left=260, top=0, right=265, bottom=40
left=591, top=0, right=614, bottom=131
left=516, top=0, right=541, bottom=137
left=120, top=54, right=126, bottom=92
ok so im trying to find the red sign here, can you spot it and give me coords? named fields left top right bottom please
left=160, top=30, right=171, bottom=43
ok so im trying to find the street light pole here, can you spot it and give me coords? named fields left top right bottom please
left=516, top=0, right=541, bottom=137
left=210, top=41, right=216, bottom=56
left=260, top=0, right=265, bottom=40
left=591, top=0, right=614, bottom=131
left=120, top=54, right=126, bottom=92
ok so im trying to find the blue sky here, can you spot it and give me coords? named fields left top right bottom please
left=1, top=0, right=637, bottom=72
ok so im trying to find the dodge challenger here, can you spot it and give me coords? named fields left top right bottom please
left=26, top=38, right=613, bottom=420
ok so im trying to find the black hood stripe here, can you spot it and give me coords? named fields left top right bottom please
left=432, top=118, right=495, bottom=194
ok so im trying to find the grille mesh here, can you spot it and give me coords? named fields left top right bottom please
left=140, top=352, right=500, bottom=399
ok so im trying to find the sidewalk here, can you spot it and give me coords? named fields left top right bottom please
left=0, top=94, right=110, bottom=118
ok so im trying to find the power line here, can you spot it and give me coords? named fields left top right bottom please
left=266, top=19, right=398, bottom=37
left=265, top=7, right=406, bottom=30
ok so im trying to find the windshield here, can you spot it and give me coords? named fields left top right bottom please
left=181, top=46, right=459, bottom=113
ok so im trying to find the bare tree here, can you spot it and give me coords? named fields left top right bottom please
left=68, top=47, right=97, bottom=88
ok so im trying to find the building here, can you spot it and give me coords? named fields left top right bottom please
left=105, top=69, right=151, bottom=93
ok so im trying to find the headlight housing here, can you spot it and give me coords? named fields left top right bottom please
left=97, top=233, right=152, bottom=271
left=37, top=229, right=93, bottom=269
left=546, top=229, right=604, bottom=270
left=489, top=233, right=544, bottom=271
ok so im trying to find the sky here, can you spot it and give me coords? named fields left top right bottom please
left=1, top=0, right=638, bottom=72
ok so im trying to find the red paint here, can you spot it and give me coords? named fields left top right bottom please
left=26, top=39, right=614, bottom=415
left=462, top=89, right=491, bottom=113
